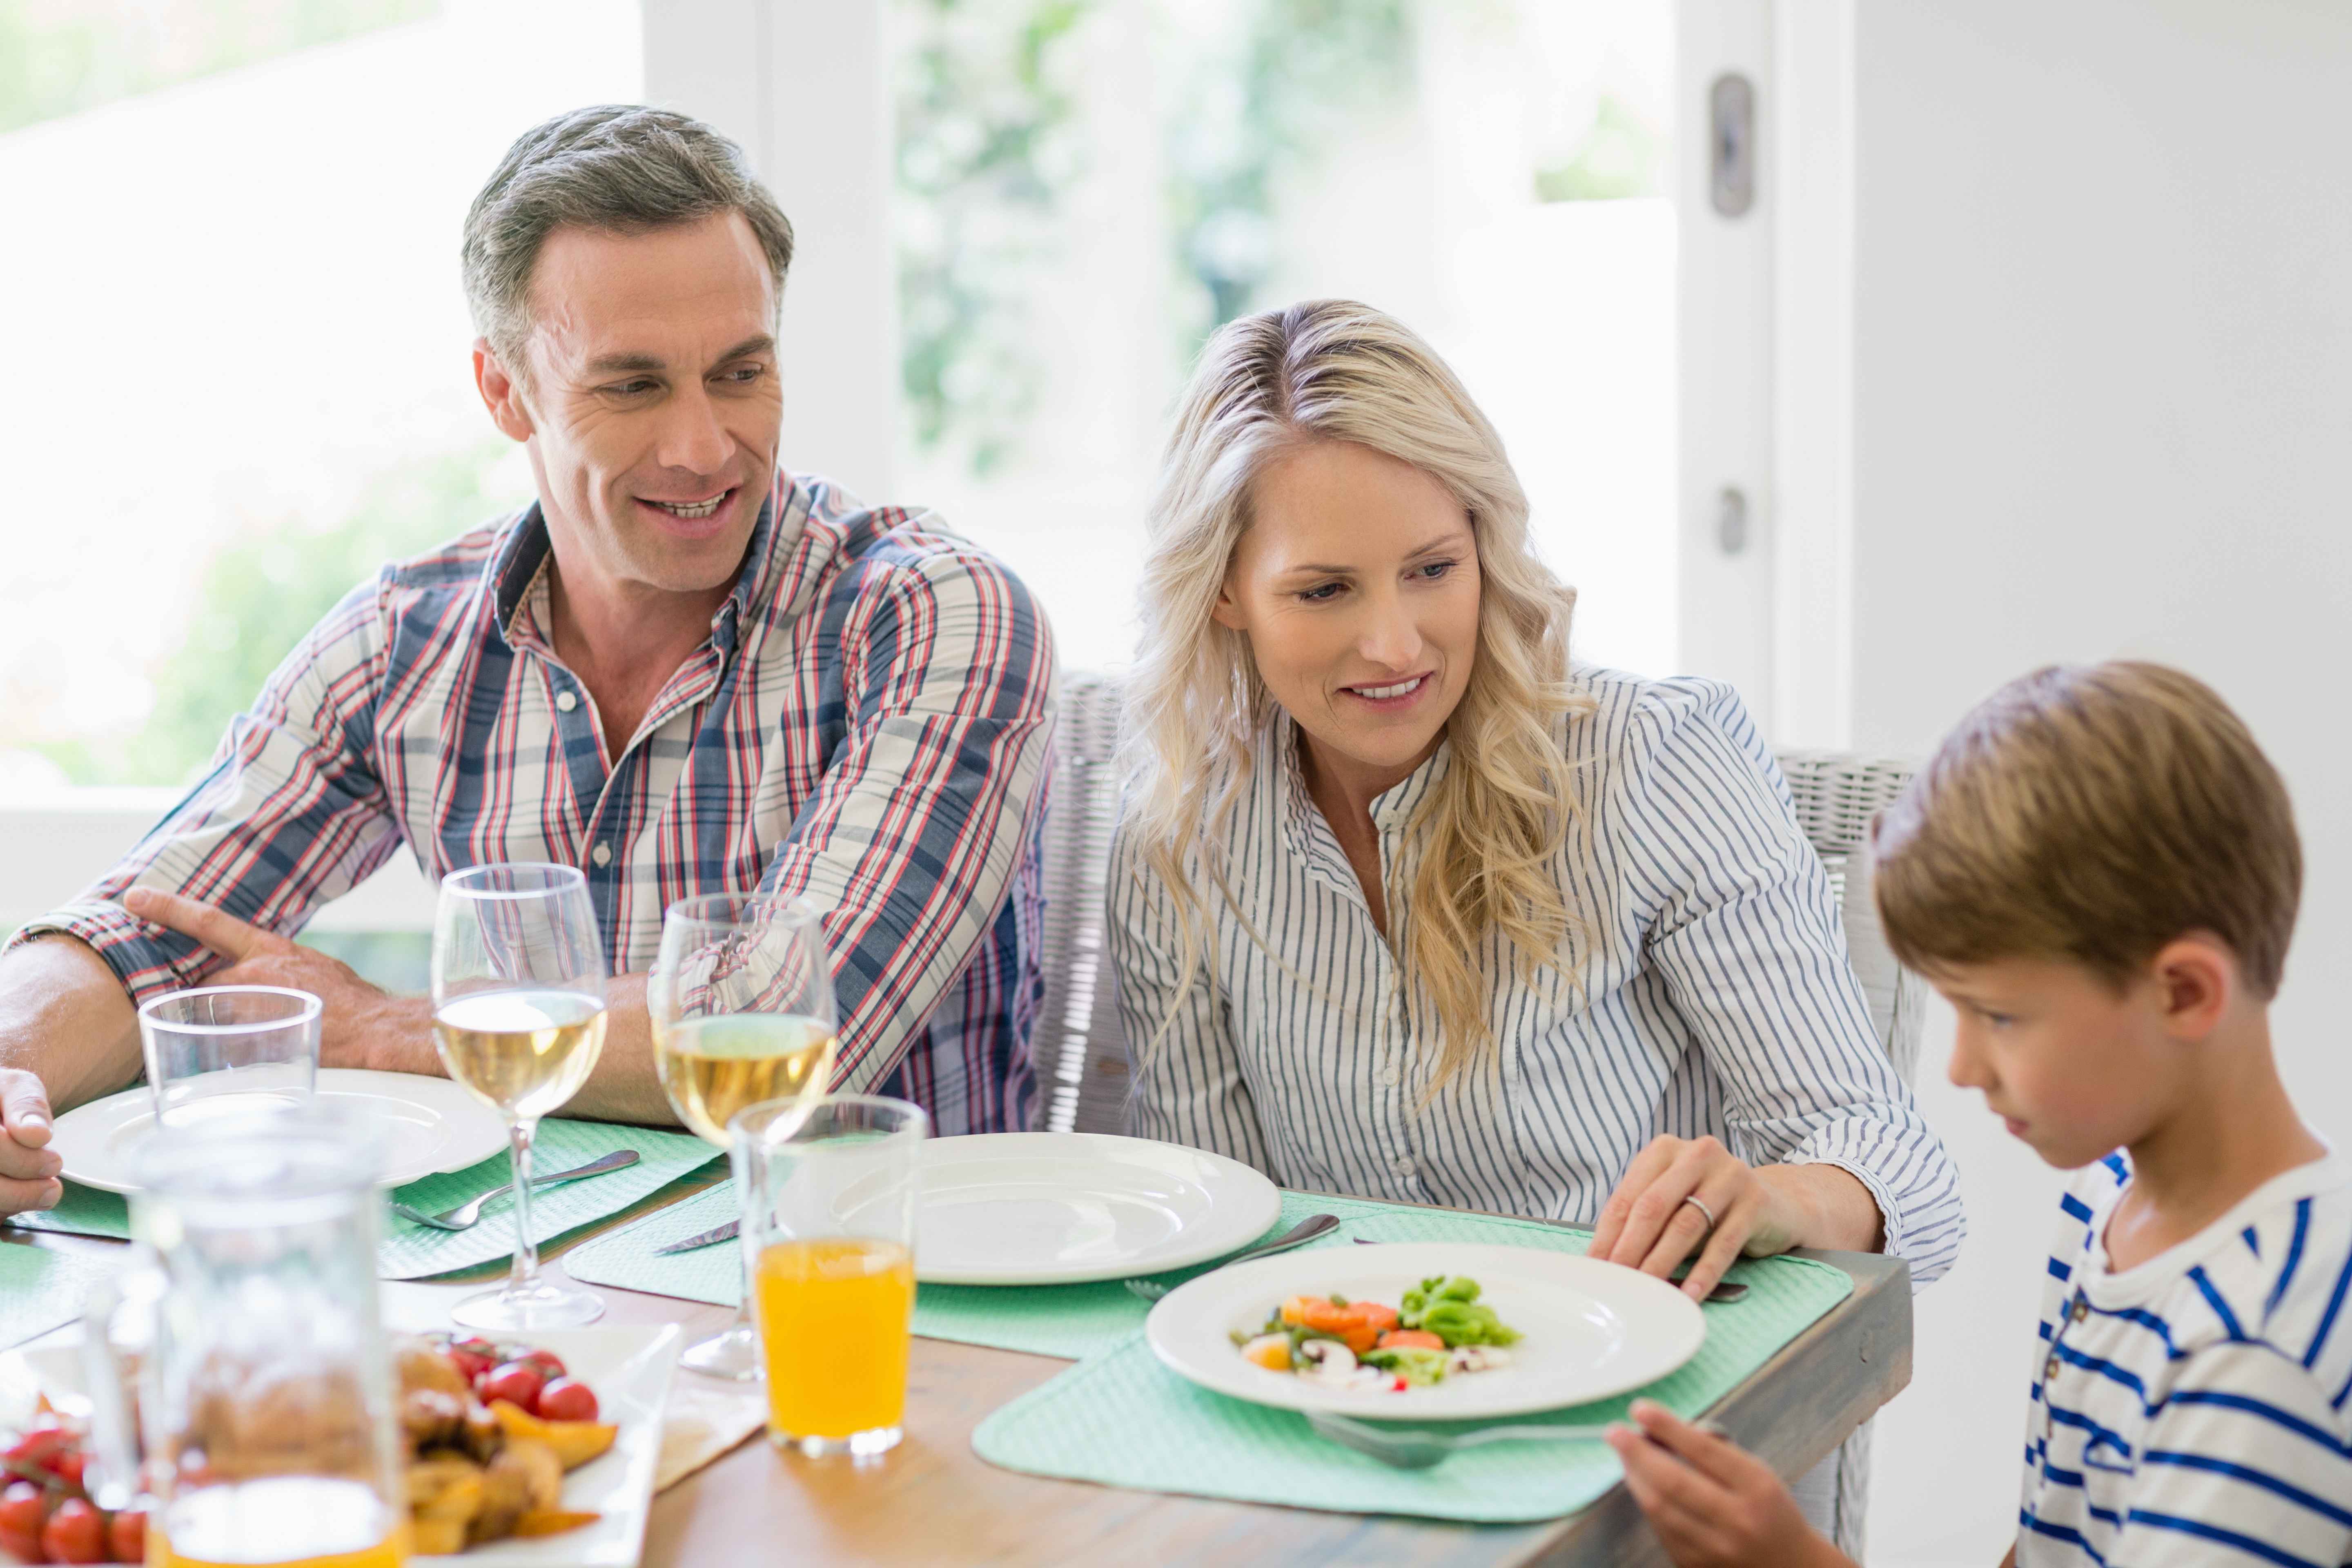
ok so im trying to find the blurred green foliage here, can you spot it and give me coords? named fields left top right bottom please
left=1165, top=0, right=1410, bottom=333
left=896, top=0, right=1092, bottom=477
left=1535, top=93, right=1662, bottom=203
left=0, top=0, right=435, bottom=134
left=38, top=443, right=513, bottom=788
left=893, top=0, right=1409, bottom=475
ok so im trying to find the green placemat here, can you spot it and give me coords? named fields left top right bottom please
left=4, top=1120, right=722, bottom=1281
left=561, top=1187, right=1410, bottom=1356
left=0, top=1244, right=125, bottom=1351
left=3, top=1181, right=131, bottom=1241
left=377, top=1118, right=719, bottom=1279
left=971, top=1226, right=1854, bottom=1523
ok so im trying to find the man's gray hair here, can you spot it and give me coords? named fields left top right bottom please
left=461, top=104, right=795, bottom=373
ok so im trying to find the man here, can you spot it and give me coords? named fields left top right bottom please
left=0, top=105, right=1056, bottom=1215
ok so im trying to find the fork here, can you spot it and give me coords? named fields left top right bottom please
left=1305, top=1409, right=1615, bottom=1469
left=390, top=1149, right=640, bottom=1231
left=1122, top=1213, right=1343, bottom=1301
left=1306, top=1408, right=1726, bottom=1469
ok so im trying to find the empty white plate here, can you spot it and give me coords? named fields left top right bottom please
left=1146, top=1241, right=1707, bottom=1419
left=51, top=1068, right=509, bottom=1194
left=912, top=1132, right=1281, bottom=1285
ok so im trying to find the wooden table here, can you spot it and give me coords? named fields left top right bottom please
left=2, top=1203, right=1910, bottom=1568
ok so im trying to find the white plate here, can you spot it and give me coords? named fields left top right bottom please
left=912, top=1132, right=1282, bottom=1285
left=51, top=1069, right=509, bottom=1193
left=1145, top=1241, right=1706, bottom=1420
left=24, top=1323, right=683, bottom=1568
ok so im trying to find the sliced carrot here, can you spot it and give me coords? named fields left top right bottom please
left=1352, top=1303, right=1401, bottom=1334
left=1376, top=1329, right=1444, bottom=1352
left=1281, top=1296, right=1359, bottom=1335
left=512, top=1510, right=601, bottom=1538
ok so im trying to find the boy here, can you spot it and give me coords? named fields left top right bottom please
left=1606, top=662, right=2352, bottom=1567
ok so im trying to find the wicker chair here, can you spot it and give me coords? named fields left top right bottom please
left=1028, top=672, right=1921, bottom=1557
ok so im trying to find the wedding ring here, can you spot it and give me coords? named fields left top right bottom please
left=1680, top=1193, right=1718, bottom=1231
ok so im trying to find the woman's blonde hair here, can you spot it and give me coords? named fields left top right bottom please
left=1120, top=298, right=1592, bottom=1092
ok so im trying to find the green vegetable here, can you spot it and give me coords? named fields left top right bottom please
left=1362, top=1345, right=1450, bottom=1387
left=1395, top=1276, right=1521, bottom=1346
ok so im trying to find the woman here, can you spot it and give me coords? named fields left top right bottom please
left=1110, top=300, right=1962, bottom=1305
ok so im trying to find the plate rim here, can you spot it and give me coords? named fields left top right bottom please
left=912, top=1131, right=1283, bottom=1287
left=1143, top=1240, right=1708, bottom=1419
left=51, top=1068, right=510, bottom=1194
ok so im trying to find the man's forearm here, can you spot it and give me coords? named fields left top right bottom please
left=0, top=936, right=143, bottom=1112
left=352, top=974, right=679, bottom=1127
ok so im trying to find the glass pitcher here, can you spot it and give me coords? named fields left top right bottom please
left=83, top=1104, right=406, bottom=1568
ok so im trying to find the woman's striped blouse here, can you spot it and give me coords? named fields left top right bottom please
left=1109, top=668, right=1964, bottom=1286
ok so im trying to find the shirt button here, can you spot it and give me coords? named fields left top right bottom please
left=2044, top=1355, right=2060, bottom=1382
left=2071, top=1299, right=2088, bottom=1323
left=591, top=843, right=613, bottom=868
left=1393, top=1156, right=1416, bottom=1178
left=1377, top=1066, right=1401, bottom=1087
left=555, top=689, right=578, bottom=713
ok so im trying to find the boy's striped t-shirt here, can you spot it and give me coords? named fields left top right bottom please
left=2018, top=1150, right=2352, bottom=1567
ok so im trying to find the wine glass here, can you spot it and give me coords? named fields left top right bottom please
left=648, top=893, right=837, bottom=1379
left=431, top=862, right=610, bottom=1331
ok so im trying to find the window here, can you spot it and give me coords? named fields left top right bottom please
left=891, top=0, right=1675, bottom=676
left=0, top=0, right=641, bottom=798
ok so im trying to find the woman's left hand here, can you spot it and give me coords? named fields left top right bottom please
left=1588, top=1135, right=1806, bottom=1301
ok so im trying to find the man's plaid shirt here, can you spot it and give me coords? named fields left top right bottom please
left=13, top=470, right=1057, bottom=1134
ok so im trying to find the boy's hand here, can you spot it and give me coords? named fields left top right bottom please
left=1606, top=1400, right=1854, bottom=1568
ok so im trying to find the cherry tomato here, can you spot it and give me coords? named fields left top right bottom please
left=2, top=1424, right=67, bottom=1471
left=106, top=1507, right=145, bottom=1565
left=53, top=1449, right=86, bottom=1490
left=478, top=1361, right=546, bottom=1413
left=535, top=1378, right=598, bottom=1423
left=0, top=1480, right=47, bottom=1537
left=0, top=1525, right=42, bottom=1566
left=42, top=1497, right=107, bottom=1564
left=445, top=1346, right=494, bottom=1385
left=514, top=1348, right=566, bottom=1382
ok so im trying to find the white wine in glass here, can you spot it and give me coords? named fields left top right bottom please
left=649, top=893, right=837, bottom=1379
left=653, top=1013, right=836, bottom=1146
left=432, top=863, right=610, bottom=1332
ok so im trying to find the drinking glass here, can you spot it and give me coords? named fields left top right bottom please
left=648, top=893, right=837, bottom=1379
left=138, top=985, right=321, bottom=1129
left=430, top=862, right=609, bottom=1330
left=83, top=1101, right=406, bottom=1567
left=731, top=1094, right=927, bottom=1459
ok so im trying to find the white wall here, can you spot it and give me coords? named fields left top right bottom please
left=1837, top=3, right=2352, bottom=1562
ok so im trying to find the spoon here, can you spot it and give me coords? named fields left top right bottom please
left=390, top=1149, right=640, bottom=1231
left=1124, top=1213, right=1343, bottom=1301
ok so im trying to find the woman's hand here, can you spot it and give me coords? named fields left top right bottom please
left=1589, top=1135, right=1805, bottom=1301
left=1606, top=1401, right=1851, bottom=1568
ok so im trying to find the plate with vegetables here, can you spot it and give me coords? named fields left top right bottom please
left=1143, top=1243, right=1706, bottom=1419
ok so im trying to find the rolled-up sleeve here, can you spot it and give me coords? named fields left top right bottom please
left=1109, top=824, right=1273, bottom=1175
left=755, top=539, right=1056, bottom=1097
left=1622, top=679, right=1966, bottom=1287
left=6, top=575, right=403, bottom=1004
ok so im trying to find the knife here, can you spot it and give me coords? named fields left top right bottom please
left=653, top=1218, right=739, bottom=1255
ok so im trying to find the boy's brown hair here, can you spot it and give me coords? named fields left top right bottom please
left=1873, top=662, right=2301, bottom=998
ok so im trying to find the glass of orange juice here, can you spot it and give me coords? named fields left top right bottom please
left=729, top=1094, right=928, bottom=1459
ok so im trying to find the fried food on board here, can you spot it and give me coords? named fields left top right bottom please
left=393, top=1333, right=615, bottom=1553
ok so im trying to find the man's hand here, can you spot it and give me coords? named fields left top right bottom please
left=0, top=1068, right=63, bottom=1215
left=1606, top=1400, right=1851, bottom=1568
left=121, top=890, right=429, bottom=1073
